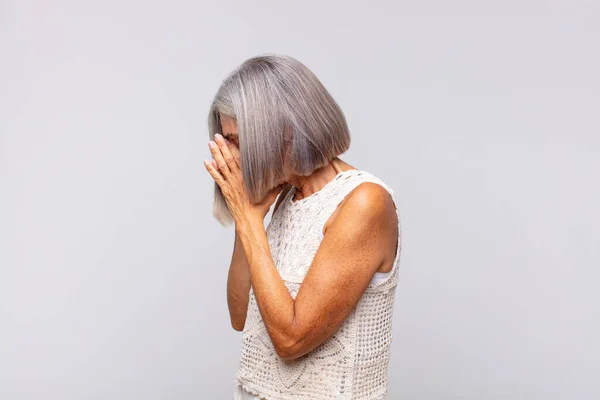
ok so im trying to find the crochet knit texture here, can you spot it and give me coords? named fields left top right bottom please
left=234, top=169, right=402, bottom=400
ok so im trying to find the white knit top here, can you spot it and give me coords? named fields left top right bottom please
left=234, top=169, right=402, bottom=400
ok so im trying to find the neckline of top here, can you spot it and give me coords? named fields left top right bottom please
left=288, top=168, right=362, bottom=207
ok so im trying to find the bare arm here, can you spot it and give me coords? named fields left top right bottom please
left=227, top=230, right=252, bottom=331
left=236, top=182, right=398, bottom=360
left=227, top=183, right=292, bottom=331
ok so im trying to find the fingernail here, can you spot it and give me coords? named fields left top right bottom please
left=208, top=141, right=216, bottom=148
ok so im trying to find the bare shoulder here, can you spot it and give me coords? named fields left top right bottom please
left=323, top=181, right=398, bottom=273
left=324, top=181, right=397, bottom=235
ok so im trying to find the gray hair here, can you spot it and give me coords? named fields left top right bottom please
left=208, top=54, right=351, bottom=226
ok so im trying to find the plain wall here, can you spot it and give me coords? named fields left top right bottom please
left=1, top=1, right=598, bottom=399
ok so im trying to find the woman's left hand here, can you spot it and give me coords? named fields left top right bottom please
left=204, top=133, right=285, bottom=225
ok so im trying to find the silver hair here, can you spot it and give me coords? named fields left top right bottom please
left=208, top=54, right=351, bottom=226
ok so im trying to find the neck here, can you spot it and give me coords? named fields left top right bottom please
left=287, top=157, right=348, bottom=200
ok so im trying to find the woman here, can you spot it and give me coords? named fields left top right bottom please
left=204, top=54, right=402, bottom=400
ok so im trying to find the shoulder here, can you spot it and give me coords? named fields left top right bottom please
left=344, top=181, right=395, bottom=214
left=325, top=180, right=397, bottom=235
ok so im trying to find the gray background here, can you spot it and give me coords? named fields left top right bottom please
left=1, top=0, right=599, bottom=399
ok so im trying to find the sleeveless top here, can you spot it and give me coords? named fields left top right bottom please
left=233, top=169, right=402, bottom=400
left=233, top=273, right=391, bottom=400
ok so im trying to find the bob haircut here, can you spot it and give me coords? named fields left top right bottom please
left=208, top=54, right=351, bottom=226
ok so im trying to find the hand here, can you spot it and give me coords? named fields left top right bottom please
left=204, top=133, right=285, bottom=224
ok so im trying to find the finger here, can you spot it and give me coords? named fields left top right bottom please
left=214, top=134, right=239, bottom=176
left=227, top=139, right=242, bottom=169
left=203, top=159, right=225, bottom=187
left=208, top=138, right=232, bottom=178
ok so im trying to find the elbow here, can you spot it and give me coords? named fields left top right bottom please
left=275, top=317, right=307, bottom=361
left=274, top=333, right=303, bottom=361
left=275, top=343, right=299, bottom=361
left=231, top=318, right=245, bottom=332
